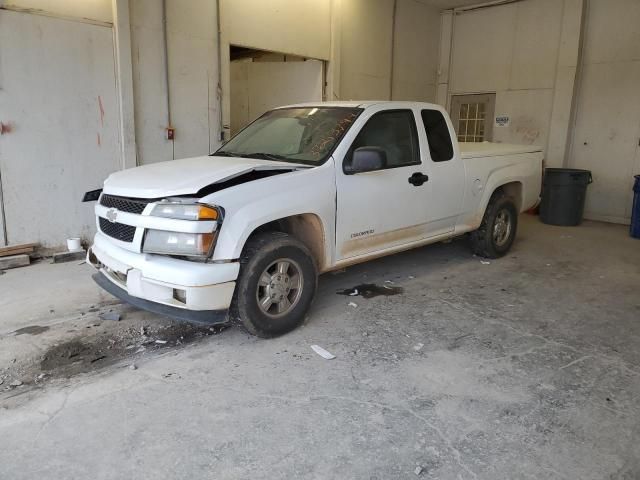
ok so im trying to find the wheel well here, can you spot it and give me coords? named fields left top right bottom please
left=494, top=181, right=523, bottom=212
left=245, top=214, right=326, bottom=270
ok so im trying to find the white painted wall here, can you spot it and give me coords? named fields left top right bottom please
left=129, top=0, right=220, bottom=165
left=0, top=10, right=120, bottom=247
left=444, top=0, right=581, bottom=162
left=222, top=0, right=332, bottom=61
left=391, top=0, right=441, bottom=102
left=568, top=0, right=640, bottom=223
left=336, top=0, right=441, bottom=102
left=0, top=0, right=112, bottom=23
left=230, top=59, right=323, bottom=134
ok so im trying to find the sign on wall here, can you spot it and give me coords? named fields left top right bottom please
left=495, top=115, right=510, bottom=127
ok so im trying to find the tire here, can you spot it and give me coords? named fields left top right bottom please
left=230, top=231, right=317, bottom=338
left=470, top=193, right=518, bottom=258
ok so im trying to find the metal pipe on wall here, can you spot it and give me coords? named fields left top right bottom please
left=161, top=0, right=173, bottom=140
left=388, top=0, right=397, bottom=100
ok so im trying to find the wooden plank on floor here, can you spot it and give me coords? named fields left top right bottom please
left=0, top=254, right=30, bottom=270
left=0, top=243, right=37, bottom=257
left=0, top=247, right=34, bottom=258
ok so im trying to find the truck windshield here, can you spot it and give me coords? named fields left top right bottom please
left=214, top=107, right=362, bottom=165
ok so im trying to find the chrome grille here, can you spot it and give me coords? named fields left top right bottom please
left=100, top=194, right=150, bottom=215
left=99, top=217, right=136, bottom=243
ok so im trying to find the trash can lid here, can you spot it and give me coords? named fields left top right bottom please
left=544, top=168, right=592, bottom=186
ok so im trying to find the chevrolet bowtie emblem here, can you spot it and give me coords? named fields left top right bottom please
left=106, top=208, right=118, bottom=223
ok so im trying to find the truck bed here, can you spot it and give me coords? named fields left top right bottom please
left=459, top=142, right=543, bottom=159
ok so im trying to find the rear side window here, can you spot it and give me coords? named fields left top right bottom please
left=421, top=110, right=454, bottom=162
left=347, top=110, right=420, bottom=169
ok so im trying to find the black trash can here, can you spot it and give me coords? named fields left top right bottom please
left=631, top=175, right=640, bottom=239
left=540, top=168, right=592, bottom=226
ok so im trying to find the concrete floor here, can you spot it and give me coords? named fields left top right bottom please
left=1, top=215, right=639, bottom=479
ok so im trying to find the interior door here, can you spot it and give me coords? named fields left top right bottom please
left=335, top=108, right=433, bottom=260
left=0, top=10, right=121, bottom=247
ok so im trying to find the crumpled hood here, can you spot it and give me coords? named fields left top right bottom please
left=103, top=155, right=306, bottom=198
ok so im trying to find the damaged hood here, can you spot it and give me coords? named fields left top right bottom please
left=103, top=155, right=307, bottom=198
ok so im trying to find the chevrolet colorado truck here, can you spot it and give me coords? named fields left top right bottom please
left=87, top=101, right=543, bottom=337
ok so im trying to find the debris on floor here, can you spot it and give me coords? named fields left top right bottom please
left=0, top=254, right=30, bottom=270
left=311, top=345, right=336, bottom=360
left=52, top=250, right=86, bottom=264
left=0, top=242, right=37, bottom=258
left=413, top=343, right=424, bottom=352
left=348, top=302, right=358, bottom=308
left=337, top=283, right=404, bottom=298
left=99, top=312, right=121, bottom=322
left=480, top=260, right=491, bottom=265
left=414, top=466, right=423, bottom=476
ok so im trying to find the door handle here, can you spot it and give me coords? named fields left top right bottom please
left=408, top=172, right=429, bottom=186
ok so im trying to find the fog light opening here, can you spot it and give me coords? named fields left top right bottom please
left=173, top=288, right=187, bottom=304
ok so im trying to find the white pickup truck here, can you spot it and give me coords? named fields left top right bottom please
left=87, top=101, right=542, bottom=337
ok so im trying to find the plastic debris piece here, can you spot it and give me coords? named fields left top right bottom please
left=155, top=340, right=167, bottom=344
left=348, top=302, right=358, bottom=308
left=413, top=343, right=424, bottom=352
left=311, top=345, right=336, bottom=360
left=129, top=364, right=137, bottom=370
left=348, top=289, right=359, bottom=296
left=99, top=312, right=121, bottom=321
left=480, top=261, right=491, bottom=265
left=414, top=466, right=423, bottom=475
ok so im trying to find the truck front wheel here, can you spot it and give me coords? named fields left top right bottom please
left=230, top=232, right=317, bottom=338
left=470, top=193, right=518, bottom=258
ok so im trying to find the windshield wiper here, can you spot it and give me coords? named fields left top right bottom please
left=243, top=152, right=291, bottom=161
left=212, top=151, right=244, bottom=157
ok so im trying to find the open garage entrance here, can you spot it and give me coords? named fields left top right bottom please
left=229, top=46, right=324, bottom=135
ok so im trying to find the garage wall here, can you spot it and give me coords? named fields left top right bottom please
left=439, top=0, right=583, bottom=167
left=222, top=0, right=331, bottom=61
left=336, top=0, right=441, bottom=102
left=391, top=0, right=441, bottom=102
left=129, top=0, right=220, bottom=165
left=0, top=0, right=112, bottom=23
left=568, top=0, right=640, bottom=223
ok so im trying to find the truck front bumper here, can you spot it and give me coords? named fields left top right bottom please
left=87, top=232, right=240, bottom=325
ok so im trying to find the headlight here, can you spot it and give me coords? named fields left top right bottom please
left=143, top=201, right=222, bottom=258
left=143, top=231, right=216, bottom=257
left=150, top=202, right=220, bottom=221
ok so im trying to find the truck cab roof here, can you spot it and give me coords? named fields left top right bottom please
left=276, top=100, right=445, bottom=110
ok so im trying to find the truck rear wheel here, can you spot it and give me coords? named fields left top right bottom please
left=230, top=231, right=317, bottom=338
left=470, top=193, right=518, bottom=258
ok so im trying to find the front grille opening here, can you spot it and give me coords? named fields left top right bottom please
left=100, top=194, right=150, bottom=214
left=99, top=217, right=136, bottom=243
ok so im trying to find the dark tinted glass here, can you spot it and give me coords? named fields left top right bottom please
left=421, top=109, right=454, bottom=162
left=347, top=110, right=419, bottom=169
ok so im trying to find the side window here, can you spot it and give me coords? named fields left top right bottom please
left=346, top=110, right=419, bottom=170
left=421, top=110, right=454, bottom=162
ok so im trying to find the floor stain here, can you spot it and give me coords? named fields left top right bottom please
left=13, top=325, right=50, bottom=336
left=337, top=283, right=404, bottom=299
left=35, top=323, right=227, bottom=379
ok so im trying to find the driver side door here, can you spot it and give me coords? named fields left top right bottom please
left=335, top=107, right=433, bottom=261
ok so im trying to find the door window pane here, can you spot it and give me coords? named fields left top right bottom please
left=421, top=110, right=454, bottom=162
left=348, top=110, right=419, bottom=169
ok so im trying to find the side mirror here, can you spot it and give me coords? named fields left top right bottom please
left=346, top=147, right=387, bottom=174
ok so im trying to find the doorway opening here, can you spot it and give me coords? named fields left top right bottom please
left=229, top=46, right=325, bottom=136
